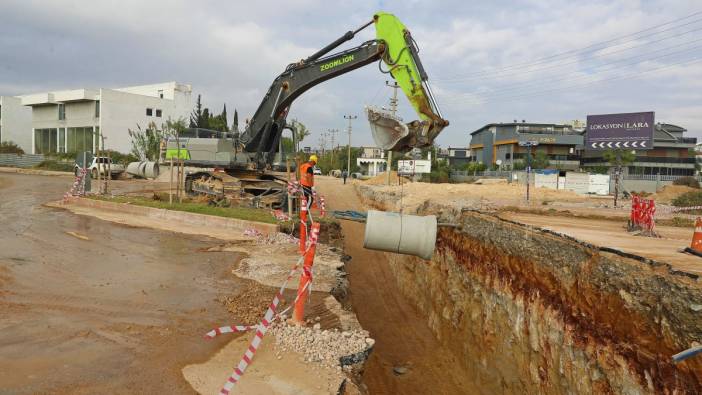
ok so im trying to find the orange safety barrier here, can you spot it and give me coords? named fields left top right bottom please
left=292, top=222, right=320, bottom=324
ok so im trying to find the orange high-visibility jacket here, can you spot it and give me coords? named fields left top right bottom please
left=299, top=162, right=314, bottom=187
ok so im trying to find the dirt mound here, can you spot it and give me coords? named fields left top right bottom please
left=362, top=171, right=405, bottom=185
left=651, top=185, right=698, bottom=204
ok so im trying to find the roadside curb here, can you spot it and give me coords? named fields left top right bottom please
left=0, top=166, right=73, bottom=177
left=59, top=197, right=279, bottom=235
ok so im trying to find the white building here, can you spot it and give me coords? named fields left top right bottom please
left=356, top=146, right=387, bottom=176
left=0, top=96, right=32, bottom=149
left=20, top=82, right=191, bottom=155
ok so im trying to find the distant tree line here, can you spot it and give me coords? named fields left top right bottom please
left=189, top=94, right=239, bottom=134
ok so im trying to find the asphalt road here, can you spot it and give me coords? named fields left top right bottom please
left=0, top=173, right=241, bottom=394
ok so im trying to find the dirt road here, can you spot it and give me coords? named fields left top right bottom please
left=500, top=212, right=702, bottom=275
left=316, top=176, right=475, bottom=394
left=0, top=173, right=243, bottom=394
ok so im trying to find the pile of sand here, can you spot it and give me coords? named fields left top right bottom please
left=362, top=171, right=406, bottom=186
left=651, top=185, right=698, bottom=204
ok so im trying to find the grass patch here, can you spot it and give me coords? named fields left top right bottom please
left=87, top=195, right=278, bottom=224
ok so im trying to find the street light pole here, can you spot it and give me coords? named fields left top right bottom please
left=344, top=115, right=357, bottom=175
left=519, top=140, right=539, bottom=203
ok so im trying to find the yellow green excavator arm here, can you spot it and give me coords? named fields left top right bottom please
left=368, top=12, right=449, bottom=151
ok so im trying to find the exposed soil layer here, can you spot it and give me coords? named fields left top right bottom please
left=315, top=176, right=477, bottom=394
left=357, top=184, right=702, bottom=394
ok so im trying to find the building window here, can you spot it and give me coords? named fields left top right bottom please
left=155, top=109, right=162, bottom=117
left=146, top=108, right=153, bottom=116
left=66, top=127, right=94, bottom=153
left=95, top=101, right=100, bottom=118
left=58, top=103, right=66, bottom=120
left=158, top=90, right=164, bottom=99
left=34, top=128, right=58, bottom=154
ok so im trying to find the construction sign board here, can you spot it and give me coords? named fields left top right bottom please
left=586, top=111, right=654, bottom=150
left=398, top=159, right=431, bottom=174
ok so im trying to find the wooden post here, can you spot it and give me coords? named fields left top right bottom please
left=169, top=156, right=174, bottom=205
left=286, top=159, right=293, bottom=218
left=178, top=158, right=184, bottom=203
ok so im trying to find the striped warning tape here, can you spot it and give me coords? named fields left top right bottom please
left=63, top=168, right=88, bottom=203
left=210, top=223, right=320, bottom=394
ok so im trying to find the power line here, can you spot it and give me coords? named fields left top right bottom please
left=434, top=11, right=702, bottom=81
left=441, top=56, right=702, bottom=105
left=438, top=38, right=702, bottom=101
left=438, top=25, right=702, bottom=85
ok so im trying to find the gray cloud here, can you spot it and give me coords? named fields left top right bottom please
left=0, top=0, right=700, bottom=149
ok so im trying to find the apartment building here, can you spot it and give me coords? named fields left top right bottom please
left=0, top=96, right=32, bottom=149
left=20, top=82, right=191, bottom=155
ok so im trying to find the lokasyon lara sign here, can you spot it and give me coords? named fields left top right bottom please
left=586, top=111, right=654, bottom=150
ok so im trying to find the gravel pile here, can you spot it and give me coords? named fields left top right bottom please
left=270, top=318, right=374, bottom=369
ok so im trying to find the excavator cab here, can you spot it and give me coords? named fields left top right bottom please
left=367, top=12, right=448, bottom=151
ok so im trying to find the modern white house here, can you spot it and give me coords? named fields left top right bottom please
left=0, top=96, right=32, bottom=149
left=356, top=146, right=387, bottom=176
left=20, top=82, right=191, bottom=155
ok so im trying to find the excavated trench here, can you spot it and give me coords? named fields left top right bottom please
left=357, top=186, right=702, bottom=394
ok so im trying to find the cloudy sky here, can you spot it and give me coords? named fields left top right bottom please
left=1, top=0, right=701, bottom=148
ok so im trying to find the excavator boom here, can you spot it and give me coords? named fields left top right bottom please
left=369, top=12, right=448, bottom=151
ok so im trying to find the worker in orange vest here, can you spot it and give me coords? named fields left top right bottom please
left=299, top=154, right=318, bottom=210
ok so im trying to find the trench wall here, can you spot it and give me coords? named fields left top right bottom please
left=357, top=185, right=702, bottom=394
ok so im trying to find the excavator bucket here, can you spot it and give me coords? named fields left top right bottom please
left=369, top=12, right=448, bottom=151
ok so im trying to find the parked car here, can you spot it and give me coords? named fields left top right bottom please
left=313, top=166, right=322, bottom=175
left=74, top=157, right=125, bottom=179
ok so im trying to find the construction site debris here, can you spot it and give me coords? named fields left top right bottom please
left=270, top=320, right=374, bottom=369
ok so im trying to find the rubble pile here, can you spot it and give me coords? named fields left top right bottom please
left=270, top=318, right=374, bottom=369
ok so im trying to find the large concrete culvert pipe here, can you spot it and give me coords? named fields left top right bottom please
left=363, top=210, right=437, bottom=260
left=126, top=161, right=160, bottom=179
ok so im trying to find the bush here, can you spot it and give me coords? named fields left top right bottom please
left=34, top=160, right=74, bottom=172
left=672, top=176, right=700, bottom=189
left=672, top=191, right=702, bottom=208
left=0, top=141, right=25, bottom=155
left=104, top=150, right=139, bottom=166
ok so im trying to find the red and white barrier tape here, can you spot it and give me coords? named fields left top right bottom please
left=63, top=168, right=88, bottom=203
left=272, top=209, right=291, bottom=221
left=210, top=224, right=319, bottom=393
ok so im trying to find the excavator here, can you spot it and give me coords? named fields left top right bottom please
left=168, top=12, right=448, bottom=207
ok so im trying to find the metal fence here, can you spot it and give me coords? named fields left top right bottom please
left=0, top=153, right=45, bottom=168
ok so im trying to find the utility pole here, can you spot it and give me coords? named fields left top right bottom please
left=385, top=80, right=399, bottom=185
left=344, top=115, right=357, bottom=176
left=328, top=128, right=339, bottom=169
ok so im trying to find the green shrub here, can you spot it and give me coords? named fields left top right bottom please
left=672, top=191, right=702, bottom=208
left=672, top=176, right=700, bottom=189
left=34, top=160, right=74, bottom=172
left=104, top=150, right=139, bottom=166
left=0, top=141, right=25, bottom=154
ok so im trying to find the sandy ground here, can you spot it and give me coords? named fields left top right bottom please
left=357, top=178, right=702, bottom=275
left=356, top=178, right=610, bottom=212
left=499, top=212, right=702, bottom=275
left=316, top=176, right=478, bottom=394
left=183, top=334, right=345, bottom=394
left=48, top=199, right=253, bottom=242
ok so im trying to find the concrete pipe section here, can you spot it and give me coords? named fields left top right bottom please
left=126, top=161, right=160, bottom=179
left=363, top=210, right=437, bottom=260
